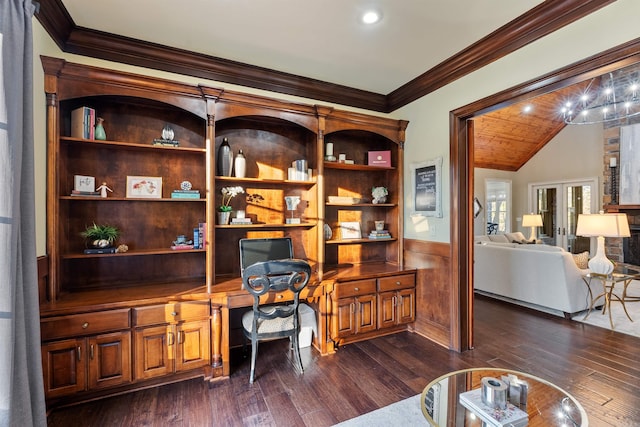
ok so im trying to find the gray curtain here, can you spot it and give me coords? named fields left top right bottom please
left=0, top=1, right=47, bottom=426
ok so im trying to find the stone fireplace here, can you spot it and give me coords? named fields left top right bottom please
left=603, top=117, right=640, bottom=267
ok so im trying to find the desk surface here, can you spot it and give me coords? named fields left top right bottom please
left=421, top=368, right=587, bottom=427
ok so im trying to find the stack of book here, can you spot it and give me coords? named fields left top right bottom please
left=459, top=388, right=528, bottom=427
left=71, top=106, right=96, bottom=139
left=369, top=229, right=391, bottom=239
left=152, top=138, right=179, bottom=147
left=193, top=222, right=207, bottom=249
left=71, top=190, right=101, bottom=197
left=171, top=189, right=200, bottom=199
left=231, top=217, right=252, bottom=225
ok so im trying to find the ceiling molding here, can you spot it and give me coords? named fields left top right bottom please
left=386, top=0, right=615, bottom=110
left=36, top=0, right=614, bottom=113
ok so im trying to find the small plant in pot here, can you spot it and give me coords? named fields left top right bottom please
left=81, top=223, right=120, bottom=248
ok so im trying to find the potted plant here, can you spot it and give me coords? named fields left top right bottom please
left=219, top=186, right=244, bottom=224
left=81, top=222, right=120, bottom=248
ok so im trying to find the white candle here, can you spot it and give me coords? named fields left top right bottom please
left=326, top=143, right=334, bottom=156
left=610, top=157, right=617, bottom=167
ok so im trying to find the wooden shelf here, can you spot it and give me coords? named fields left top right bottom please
left=60, top=136, right=206, bottom=153
left=61, top=196, right=205, bottom=202
left=62, top=248, right=206, bottom=259
left=215, top=176, right=316, bottom=186
left=215, top=222, right=316, bottom=229
left=324, top=162, right=394, bottom=171
left=325, top=203, right=396, bottom=207
left=326, top=238, right=397, bottom=245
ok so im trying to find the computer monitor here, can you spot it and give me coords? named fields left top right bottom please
left=239, top=237, right=294, bottom=275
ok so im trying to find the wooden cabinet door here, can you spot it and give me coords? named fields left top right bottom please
left=355, top=294, right=376, bottom=334
left=88, top=331, right=132, bottom=390
left=397, top=288, right=416, bottom=325
left=175, top=320, right=210, bottom=371
left=134, top=325, right=173, bottom=380
left=333, top=297, right=356, bottom=338
left=41, top=338, right=86, bottom=398
left=377, top=291, right=397, bottom=329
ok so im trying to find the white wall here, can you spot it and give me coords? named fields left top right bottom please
left=399, top=0, right=640, bottom=243
left=31, top=0, right=640, bottom=254
left=474, top=123, right=604, bottom=237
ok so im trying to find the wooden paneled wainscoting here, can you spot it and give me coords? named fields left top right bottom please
left=403, top=239, right=452, bottom=349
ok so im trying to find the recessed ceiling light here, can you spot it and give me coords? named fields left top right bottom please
left=362, top=10, right=381, bottom=24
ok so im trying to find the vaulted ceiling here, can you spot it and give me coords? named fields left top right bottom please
left=36, top=0, right=617, bottom=171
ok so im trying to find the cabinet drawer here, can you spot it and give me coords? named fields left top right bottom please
left=134, top=301, right=210, bottom=327
left=41, top=309, right=130, bottom=341
left=336, top=279, right=376, bottom=298
left=378, top=274, right=416, bottom=292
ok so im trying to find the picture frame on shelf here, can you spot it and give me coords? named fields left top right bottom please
left=339, top=221, right=362, bottom=239
left=74, top=175, right=95, bottom=192
left=126, top=176, right=163, bottom=198
left=411, top=157, right=442, bottom=217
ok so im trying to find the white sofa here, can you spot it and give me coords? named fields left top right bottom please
left=474, top=238, right=594, bottom=318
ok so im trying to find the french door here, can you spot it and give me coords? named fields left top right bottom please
left=529, top=178, right=598, bottom=253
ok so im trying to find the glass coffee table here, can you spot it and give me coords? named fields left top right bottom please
left=421, top=368, right=587, bottom=426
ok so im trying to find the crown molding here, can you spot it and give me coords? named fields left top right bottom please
left=36, top=0, right=613, bottom=113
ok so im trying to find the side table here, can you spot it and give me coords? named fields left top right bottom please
left=582, top=267, right=639, bottom=329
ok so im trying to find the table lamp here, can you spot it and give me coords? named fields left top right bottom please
left=576, top=211, right=630, bottom=275
left=522, top=213, right=543, bottom=241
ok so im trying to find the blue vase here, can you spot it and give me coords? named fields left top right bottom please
left=95, top=117, right=106, bottom=140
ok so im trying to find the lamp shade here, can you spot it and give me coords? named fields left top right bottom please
left=522, top=214, right=543, bottom=228
left=576, top=213, right=630, bottom=237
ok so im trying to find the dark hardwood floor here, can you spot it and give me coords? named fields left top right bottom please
left=47, top=295, right=640, bottom=426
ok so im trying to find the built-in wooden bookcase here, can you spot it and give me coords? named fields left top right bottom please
left=206, top=92, right=320, bottom=282
left=43, top=57, right=211, bottom=300
left=322, top=112, right=408, bottom=270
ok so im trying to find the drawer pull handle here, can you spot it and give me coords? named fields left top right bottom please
left=77, top=346, right=81, bottom=361
left=168, top=332, right=175, bottom=346
left=90, top=344, right=94, bottom=360
left=82, top=322, right=89, bottom=329
left=396, top=281, right=401, bottom=285
left=354, top=287, right=359, bottom=291
left=278, top=295, right=283, bottom=299
left=171, top=311, right=178, bottom=316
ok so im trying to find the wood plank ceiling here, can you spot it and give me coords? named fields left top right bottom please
left=474, top=81, right=592, bottom=171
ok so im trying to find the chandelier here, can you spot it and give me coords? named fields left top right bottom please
left=561, top=69, right=640, bottom=125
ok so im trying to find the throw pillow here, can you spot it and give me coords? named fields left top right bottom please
left=505, top=232, right=527, bottom=243
left=488, top=234, right=510, bottom=243
left=572, top=251, right=589, bottom=269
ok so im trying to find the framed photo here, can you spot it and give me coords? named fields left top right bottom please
left=412, top=157, right=442, bottom=217
left=74, top=175, right=95, bottom=192
left=126, top=176, right=163, bottom=198
left=339, top=221, right=362, bottom=239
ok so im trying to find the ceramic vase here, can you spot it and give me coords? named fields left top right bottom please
left=217, top=138, right=233, bottom=176
left=218, top=211, right=231, bottom=225
left=234, top=149, right=246, bottom=178
left=95, top=117, right=106, bottom=140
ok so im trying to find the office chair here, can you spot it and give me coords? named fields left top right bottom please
left=241, top=258, right=311, bottom=384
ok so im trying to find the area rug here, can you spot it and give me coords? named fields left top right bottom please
left=574, top=279, right=640, bottom=338
left=332, top=394, right=427, bottom=427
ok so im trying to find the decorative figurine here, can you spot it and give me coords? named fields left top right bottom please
left=285, top=195, right=302, bottom=224
left=97, top=182, right=113, bottom=198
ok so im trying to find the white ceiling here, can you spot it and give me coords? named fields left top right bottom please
left=61, top=0, right=543, bottom=94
